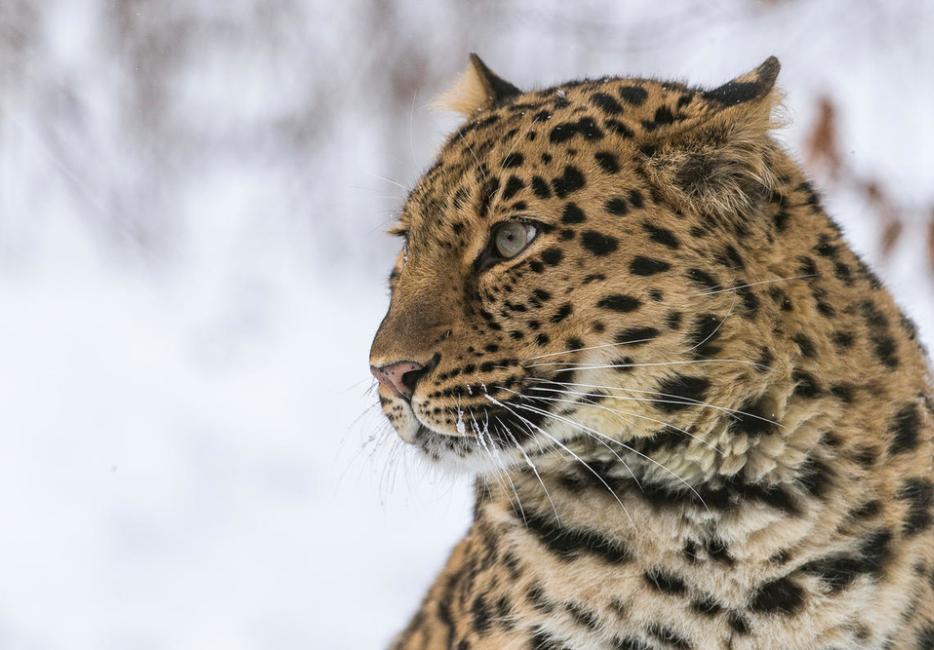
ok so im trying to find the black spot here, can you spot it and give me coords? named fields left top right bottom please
left=541, top=248, right=564, bottom=266
left=630, top=256, right=671, bottom=276
left=502, top=176, right=525, bottom=201
left=526, top=583, right=553, bottom=613
left=530, top=629, right=570, bottom=650
left=561, top=203, right=586, bottom=224
left=653, top=375, right=710, bottom=412
left=755, top=346, right=773, bottom=371
left=769, top=287, right=793, bottom=311
left=849, top=500, right=882, bottom=520
left=797, top=256, right=819, bottom=278
left=685, top=268, right=720, bottom=291
left=501, top=152, right=524, bottom=168
left=831, top=330, right=854, bottom=350
left=618, top=85, right=648, bottom=105
left=792, top=370, right=822, bottom=399
left=552, top=166, right=585, bottom=198
left=646, top=623, right=692, bottom=650
left=691, top=597, right=723, bottom=617
left=628, top=190, right=645, bottom=209
left=635, top=426, right=688, bottom=455
left=801, top=528, right=893, bottom=593
left=729, top=395, right=777, bottom=437
left=889, top=403, right=921, bottom=455
left=666, top=311, right=683, bottom=330
left=704, top=538, right=734, bottom=565
left=872, top=334, right=899, bottom=368
left=653, top=106, right=675, bottom=125
left=531, top=176, right=552, bottom=199
left=604, top=119, right=635, bottom=138
left=594, top=151, right=620, bottom=174
left=642, top=223, right=680, bottom=249
left=897, top=478, right=932, bottom=536
left=737, top=286, right=759, bottom=317
left=535, top=333, right=550, bottom=346
left=477, top=178, right=500, bottom=217
left=852, top=446, right=878, bottom=468
left=615, top=327, right=659, bottom=346
left=590, top=92, right=624, bottom=115
left=605, top=197, right=629, bottom=215
left=728, top=613, right=751, bottom=635
left=549, top=118, right=604, bottom=144
left=686, top=313, right=721, bottom=358
left=598, top=294, right=641, bottom=313
left=829, top=383, right=854, bottom=403
left=471, top=594, right=491, bottom=633
left=795, top=456, right=833, bottom=499
left=792, top=333, right=816, bottom=358
left=515, top=507, right=632, bottom=564
left=550, top=303, right=573, bottom=323
left=716, top=244, right=744, bottom=270
left=610, top=356, right=634, bottom=373
left=749, top=576, right=804, bottom=615
left=581, top=230, right=619, bottom=256
left=644, top=568, right=687, bottom=595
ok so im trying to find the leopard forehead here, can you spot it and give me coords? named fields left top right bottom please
left=402, top=75, right=707, bottom=245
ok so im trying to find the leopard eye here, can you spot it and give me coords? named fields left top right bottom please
left=494, top=221, right=537, bottom=259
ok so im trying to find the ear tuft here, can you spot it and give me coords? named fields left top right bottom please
left=703, top=56, right=780, bottom=106
left=434, top=53, right=521, bottom=117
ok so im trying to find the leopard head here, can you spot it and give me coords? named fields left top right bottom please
left=370, top=54, right=788, bottom=477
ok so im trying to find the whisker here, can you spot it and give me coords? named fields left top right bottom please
left=526, top=377, right=781, bottom=427
left=501, top=396, right=708, bottom=514
left=683, top=294, right=737, bottom=356
left=495, top=415, right=561, bottom=522
left=686, top=272, right=818, bottom=298
left=528, top=357, right=768, bottom=373
left=518, top=387, right=719, bottom=454
left=504, top=390, right=642, bottom=487
left=484, top=394, right=636, bottom=526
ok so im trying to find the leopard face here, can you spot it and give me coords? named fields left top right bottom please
left=370, top=56, right=788, bottom=474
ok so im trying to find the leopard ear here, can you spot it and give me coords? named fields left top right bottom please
left=435, top=53, right=521, bottom=116
left=645, top=57, right=784, bottom=222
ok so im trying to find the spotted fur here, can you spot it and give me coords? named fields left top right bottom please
left=370, top=55, right=934, bottom=649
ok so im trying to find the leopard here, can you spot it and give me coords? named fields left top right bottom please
left=368, top=54, right=934, bottom=649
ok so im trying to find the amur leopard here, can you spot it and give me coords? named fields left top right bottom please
left=369, top=54, right=934, bottom=649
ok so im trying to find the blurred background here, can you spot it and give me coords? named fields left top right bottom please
left=1, top=1, right=932, bottom=648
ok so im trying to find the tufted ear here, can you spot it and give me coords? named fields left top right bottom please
left=646, top=57, right=783, bottom=222
left=435, top=53, right=522, bottom=116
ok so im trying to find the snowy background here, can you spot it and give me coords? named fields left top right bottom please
left=1, top=1, right=933, bottom=648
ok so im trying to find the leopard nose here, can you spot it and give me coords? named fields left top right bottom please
left=370, top=360, right=427, bottom=400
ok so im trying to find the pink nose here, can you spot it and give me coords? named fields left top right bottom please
left=370, top=361, right=426, bottom=400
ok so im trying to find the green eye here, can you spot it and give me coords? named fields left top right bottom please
left=494, top=221, right=537, bottom=259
